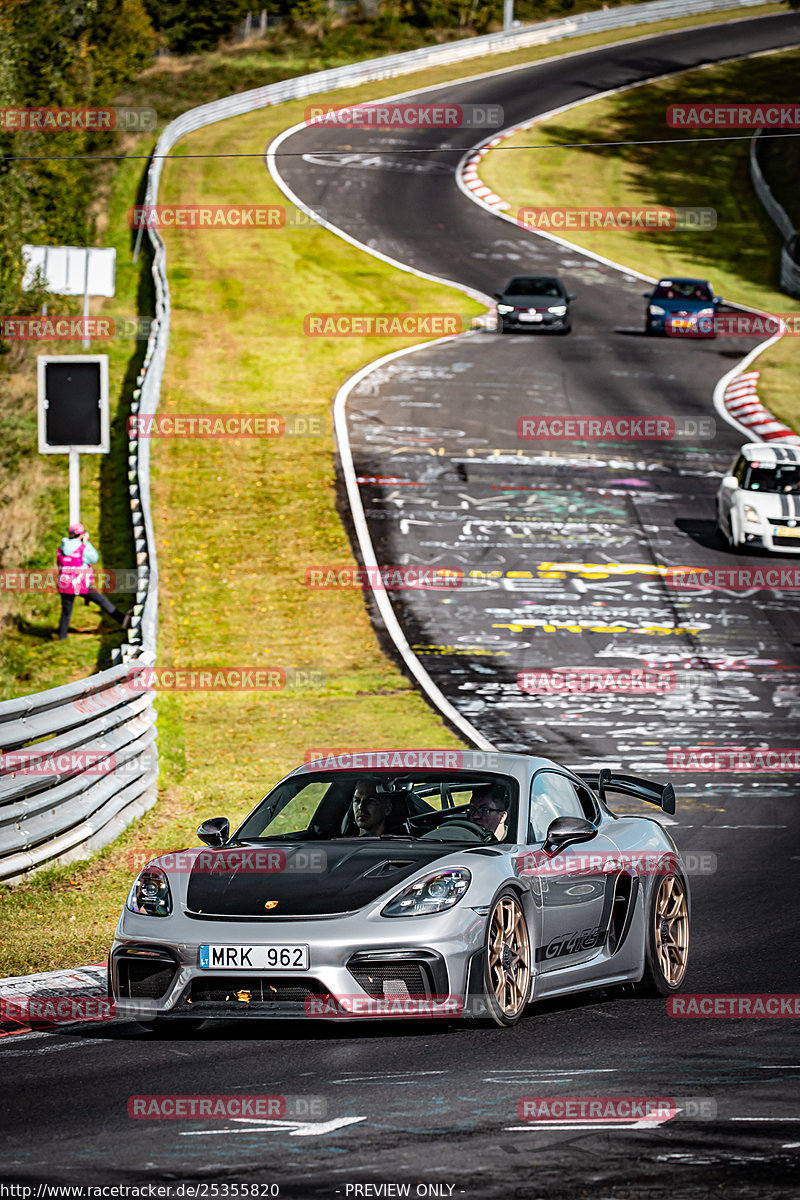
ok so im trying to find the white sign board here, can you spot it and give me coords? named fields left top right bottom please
left=22, top=245, right=116, bottom=298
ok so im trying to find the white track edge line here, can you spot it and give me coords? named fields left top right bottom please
left=331, top=336, right=495, bottom=751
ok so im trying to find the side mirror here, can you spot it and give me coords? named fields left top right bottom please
left=720, top=475, right=738, bottom=490
left=543, top=816, right=596, bottom=853
left=493, top=292, right=502, bottom=301
left=567, top=292, right=576, bottom=301
left=197, top=816, right=229, bottom=846
left=643, top=292, right=652, bottom=300
left=714, top=296, right=722, bottom=306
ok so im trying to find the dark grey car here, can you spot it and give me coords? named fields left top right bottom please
left=494, top=275, right=574, bottom=334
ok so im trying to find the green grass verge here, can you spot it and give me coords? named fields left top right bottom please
left=479, top=47, right=800, bottom=430
left=0, top=2, right=787, bottom=975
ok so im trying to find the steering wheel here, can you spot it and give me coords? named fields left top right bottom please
left=403, top=813, right=494, bottom=843
left=436, top=818, right=495, bottom=842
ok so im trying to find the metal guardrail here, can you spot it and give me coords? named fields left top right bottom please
left=750, top=130, right=800, bottom=298
left=0, top=0, right=766, bottom=884
left=0, top=661, right=157, bottom=882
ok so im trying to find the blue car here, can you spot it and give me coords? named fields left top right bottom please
left=643, top=277, right=721, bottom=337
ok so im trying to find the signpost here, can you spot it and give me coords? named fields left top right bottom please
left=22, top=245, right=116, bottom=348
left=38, top=356, right=109, bottom=526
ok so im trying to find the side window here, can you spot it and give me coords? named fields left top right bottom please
left=732, top=455, right=747, bottom=485
left=529, top=771, right=590, bottom=842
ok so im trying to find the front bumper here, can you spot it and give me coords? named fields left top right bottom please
left=647, top=313, right=714, bottom=337
left=110, top=906, right=486, bottom=1021
left=744, top=524, right=800, bottom=554
left=500, top=312, right=569, bottom=331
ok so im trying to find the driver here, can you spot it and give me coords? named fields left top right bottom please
left=352, top=779, right=393, bottom=837
left=469, top=784, right=510, bottom=841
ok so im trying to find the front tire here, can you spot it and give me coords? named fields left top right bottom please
left=633, top=873, right=690, bottom=997
left=481, top=889, right=532, bottom=1026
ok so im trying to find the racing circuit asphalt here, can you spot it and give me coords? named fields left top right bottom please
left=2, top=13, right=800, bottom=1199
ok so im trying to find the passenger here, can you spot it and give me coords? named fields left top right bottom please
left=469, top=784, right=510, bottom=841
left=352, top=779, right=393, bottom=837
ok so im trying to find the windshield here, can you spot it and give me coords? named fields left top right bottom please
left=652, top=280, right=713, bottom=302
left=234, top=771, right=519, bottom=844
left=743, top=463, right=800, bottom=494
left=504, top=277, right=563, bottom=297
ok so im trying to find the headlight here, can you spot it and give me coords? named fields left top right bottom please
left=126, top=865, right=172, bottom=917
left=547, top=305, right=567, bottom=315
left=382, top=868, right=471, bottom=917
left=496, top=304, right=514, bottom=314
left=697, top=307, right=715, bottom=316
left=648, top=305, right=666, bottom=315
left=744, top=504, right=761, bottom=525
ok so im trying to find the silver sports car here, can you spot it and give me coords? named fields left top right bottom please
left=110, top=751, right=690, bottom=1029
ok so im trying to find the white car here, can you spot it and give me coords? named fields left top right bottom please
left=717, top=442, right=800, bottom=553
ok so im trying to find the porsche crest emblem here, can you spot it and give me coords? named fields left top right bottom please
left=264, top=900, right=279, bottom=910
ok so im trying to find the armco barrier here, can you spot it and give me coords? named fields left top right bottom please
left=0, top=0, right=767, bottom=883
left=0, top=661, right=157, bottom=882
left=751, top=130, right=800, bottom=298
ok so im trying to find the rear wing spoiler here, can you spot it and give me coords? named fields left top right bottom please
left=579, top=769, right=676, bottom=815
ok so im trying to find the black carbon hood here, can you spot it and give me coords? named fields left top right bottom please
left=184, top=841, right=452, bottom=917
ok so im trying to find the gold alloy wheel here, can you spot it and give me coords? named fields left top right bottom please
left=655, top=875, right=690, bottom=988
left=487, top=894, right=531, bottom=1019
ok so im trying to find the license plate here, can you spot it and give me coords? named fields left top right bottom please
left=774, top=526, right=800, bottom=538
left=518, top=313, right=543, bottom=323
left=199, top=944, right=309, bottom=970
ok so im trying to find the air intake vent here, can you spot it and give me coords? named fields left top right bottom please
left=364, top=860, right=415, bottom=878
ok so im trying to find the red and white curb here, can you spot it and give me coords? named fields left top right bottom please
left=723, top=371, right=800, bottom=444
left=460, top=134, right=513, bottom=211
left=0, top=963, right=107, bottom=1038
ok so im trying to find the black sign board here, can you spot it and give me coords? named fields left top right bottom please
left=38, top=356, right=109, bottom=453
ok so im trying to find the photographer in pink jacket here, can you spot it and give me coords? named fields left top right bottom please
left=56, top=523, right=131, bottom=641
